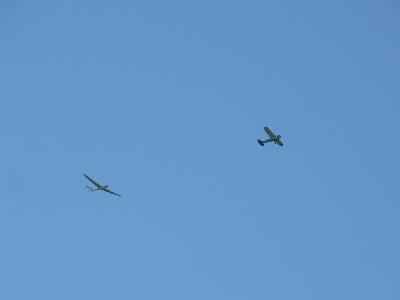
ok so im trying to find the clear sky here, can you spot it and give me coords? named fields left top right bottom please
left=1, top=0, right=399, bottom=299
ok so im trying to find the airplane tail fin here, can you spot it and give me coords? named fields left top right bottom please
left=257, top=139, right=265, bottom=146
left=86, top=186, right=95, bottom=192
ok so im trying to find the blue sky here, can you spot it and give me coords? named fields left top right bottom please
left=1, top=0, right=399, bottom=299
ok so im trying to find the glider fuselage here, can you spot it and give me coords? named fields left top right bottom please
left=91, top=184, right=109, bottom=191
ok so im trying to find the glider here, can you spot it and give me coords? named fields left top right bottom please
left=257, top=127, right=284, bottom=147
left=83, top=173, right=121, bottom=197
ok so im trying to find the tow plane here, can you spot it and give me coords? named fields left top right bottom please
left=83, top=173, right=121, bottom=197
left=257, top=127, right=284, bottom=147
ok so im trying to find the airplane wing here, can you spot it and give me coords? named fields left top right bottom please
left=264, top=127, right=276, bottom=139
left=275, top=139, right=284, bottom=146
left=83, top=174, right=103, bottom=188
left=103, top=188, right=122, bottom=197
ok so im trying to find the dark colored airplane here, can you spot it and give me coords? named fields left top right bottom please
left=257, top=127, right=284, bottom=147
left=83, top=173, right=121, bottom=197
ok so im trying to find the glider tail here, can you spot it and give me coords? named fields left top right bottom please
left=257, top=139, right=265, bottom=146
left=86, top=186, right=95, bottom=192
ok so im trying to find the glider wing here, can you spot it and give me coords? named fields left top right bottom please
left=83, top=174, right=103, bottom=188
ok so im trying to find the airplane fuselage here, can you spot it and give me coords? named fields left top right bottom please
left=265, top=135, right=281, bottom=143
left=258, top=135, right=282, bottom=146
left=272, top=135, right=281, bottom=141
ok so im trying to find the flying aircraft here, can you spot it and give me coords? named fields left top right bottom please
left=83, top=173, right=121, bottom=197
left=257, top=126, right=284, bottom=147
